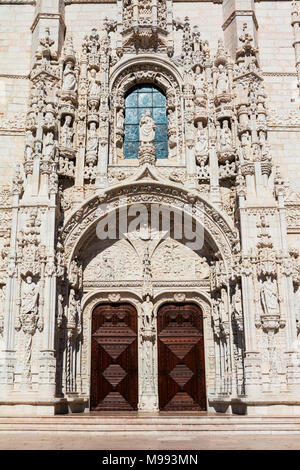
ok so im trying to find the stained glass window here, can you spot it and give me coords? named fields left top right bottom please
left=124, top=85, right=168, bottom=159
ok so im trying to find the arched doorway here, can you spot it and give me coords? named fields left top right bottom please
left=158, top=303, right=207, bottom=411
left=90, top=303, right=138, bottom=411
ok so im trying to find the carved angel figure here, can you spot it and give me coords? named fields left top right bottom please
left=139, top=110, right=155, bottom=144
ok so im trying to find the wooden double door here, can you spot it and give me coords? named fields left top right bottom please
left=90, top=303, right=206, bottom=411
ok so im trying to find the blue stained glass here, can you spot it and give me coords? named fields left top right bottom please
left=125, top=125, right=139, bottom=141
left=124, top=84, right=168, bottom=159
left=138, top=93, right=153, bottom=107
left=153, top=92, right=166, bottom=107
left=124, top=141, right=139, bottom=159
left=125, top=92, right=138, bottom=107
left=153, top=108, right=167, bottom=123
left=125, top=108, right=138, bottom=124
left=155, top=142, right=169, bottom=159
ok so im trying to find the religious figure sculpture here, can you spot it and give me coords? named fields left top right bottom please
left=116, top=108, right=124, bottom=131
left=220, top=120, right=232, bottom=150
left=139, top=110, right=155, bottom=145
left=194, top=66, right=205, bottom=95
left=61, top=115, right=74, bottom=148
left=141, top=296, right=154, bottom=331
left=21, top=276, right=39, bottom=319
left=43, top=131, right=55, bottom=160
left=25, top=131, right=34, bottom=161
left=62, top=61, right=77, bottom=92
left=195, top=121, right=208, bottom=159
left=88, top=68, right=100, bottom=96
left=216, top=64, right=229, bottom=95
left=260, top=277, right=280, bottom=316
left=87, top=122, right=99, bottom=153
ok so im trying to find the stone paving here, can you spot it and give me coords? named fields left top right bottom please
left=0, top=431, right=300, bottom=450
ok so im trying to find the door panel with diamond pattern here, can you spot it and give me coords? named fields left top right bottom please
left=91, top=304, right=138, bottom=411
left=158, top=304, right=206, bottom=411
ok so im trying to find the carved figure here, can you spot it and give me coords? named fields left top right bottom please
left=139, top=110, right=155, bottom=144
left=62, top=61, right=77, bottom=92
left=216, top=64, right=229, bottom=94
left=260, top=277, right=280, bottom=316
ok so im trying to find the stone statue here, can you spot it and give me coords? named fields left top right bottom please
left=62, top=61, right=77, bottom=92
left=220, top=120, right=232, bottom=150
left=195, top=121, right=208, bottom=157
left=88, top=68, right=100, bottom=96
left=21, top=276, right=39, bottom=317
left=116, top=109, right=124, bottom=131
left=141, top=296, right=154, bottom=331
left=43, top=131, right=55, bottom=160
left=87, top=122, right=98, bottom=153
left=25, top=131, right=34, bottom=161
left=240, top=131, right=252, bottom=162
left=194, top=66, right=205, bottom=95
left=61, top=115, right=74, bottom=148
left=216, top=64, right=229, bottom=95
left=139, top=110, right=155, bottom=145
left=260, top=277, right=280, bottom=316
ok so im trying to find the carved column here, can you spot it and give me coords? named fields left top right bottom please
left=138, top=298, right=159, bottom=412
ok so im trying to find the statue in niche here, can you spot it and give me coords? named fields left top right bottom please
left=194, top=65, right=205, bottom=95
left=44, top=103, right=56, bottom=128
left=68, top=288, right=77, bottom=328
left=116, top=108, right=124, bottom=131
left=195, top=121, right=208, bottom=158
left=88, top=68, right=100, bottom=96
left=69, top=259, right=81, bottom=289
left=87, top=122, right=99, bottom=153
left=43, top=131, right=55, bottom=160
left=216, top=64, right=229, bottom=95
left=57, top=293, right=64, bottom=328
left=139, top=110, right=155, bottom=145
left=220, top=120, right=232, bottom=150
left=21, top=276, right=39, bottom=319
left=62, top=61, right=77, bottom=93
left=241, top=131, right=252, bottom=161
left=141, top=296, right=154, bottom=331
left=61, top=115, right=74, bottom=148
left=260, top=277, right=280, bottom=316
left=25, top=131, right=34, bottom=161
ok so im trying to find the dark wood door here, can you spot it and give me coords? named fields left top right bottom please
left=91, top=304, right=138, bottom=411
left=158, top=303, right=206, bottom=411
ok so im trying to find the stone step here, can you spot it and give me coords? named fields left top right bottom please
left=1, top=415, right=300, bottom=433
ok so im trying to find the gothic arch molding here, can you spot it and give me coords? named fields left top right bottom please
left=62, top=180, right=237, bottom=272
left=110, top=55, right=183, bottom=94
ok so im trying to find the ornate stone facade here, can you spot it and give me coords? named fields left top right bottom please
left=0, top=0, right=300, bottom=416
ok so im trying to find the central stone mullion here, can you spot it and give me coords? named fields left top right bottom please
left=138, top=299, right=159, bottom=411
